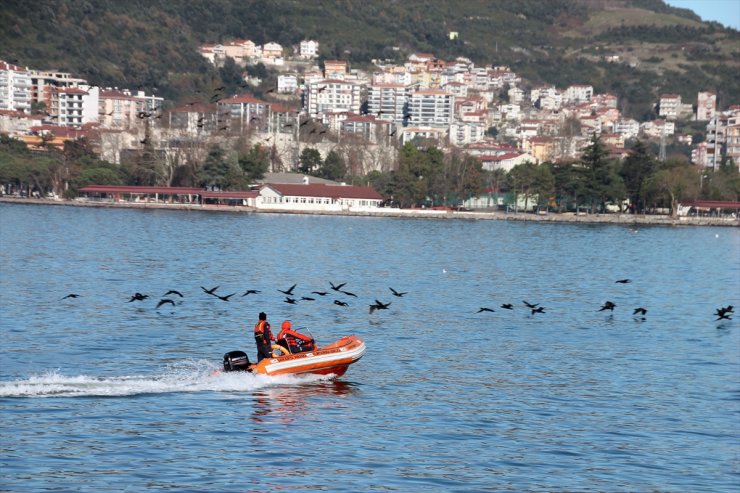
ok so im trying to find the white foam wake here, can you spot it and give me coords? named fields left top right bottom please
left=0, top=360, right=331, bottom=398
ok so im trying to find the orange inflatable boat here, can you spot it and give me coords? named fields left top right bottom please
left=223, top=335, right=366, bottom=377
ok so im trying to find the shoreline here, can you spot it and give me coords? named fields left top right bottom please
left=1, top=196, right=737, bottom=227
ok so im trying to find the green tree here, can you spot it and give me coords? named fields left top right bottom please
left=581, top=133, right=625, bottom=212
left=238, top=144, right=270, bottom=184
left=620, top=140, right=657, bottom=213
left=507, top=161, right=554, bottom=211
left=318, top=150, right=346, bottom=181
left=298, top=148, right=322, bottom=174
left=702, top=158, right=740, bottom=201
left=550, top=161, right=589, bottom=211
left=643, top=163, right=700, bottom=217
left=198, top=144, right=235, bottom=189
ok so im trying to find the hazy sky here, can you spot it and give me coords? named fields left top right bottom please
left=664, top=0, right=740, bottom=30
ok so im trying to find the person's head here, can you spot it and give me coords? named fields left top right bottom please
left=259, top=312, right=266, bottom=321
left=281, top=320, right=291, bottom=331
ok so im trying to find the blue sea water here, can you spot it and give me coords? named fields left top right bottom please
left=0, top=203, right=738, bottom=492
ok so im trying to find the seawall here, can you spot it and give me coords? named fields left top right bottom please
left=1, top=197, right=737, bottom=227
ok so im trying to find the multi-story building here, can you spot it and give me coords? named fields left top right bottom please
left=726, top=124, right=740, bottom=168
left=98, top=89, right=148, bottom=129
left=306, top=79, right=361, bottom=118
left=449, top=122, right=486, bottom=146
left=56, top=87, right=94, bottom=126
left=367, top=84, right=408, bottom=125
left=613, top=118, right=640, bottom=139
left=324, top=60, right=348, bottom=79
left=28, top=69, right=87, bottom=117
left=564, top=85, right=593, bottom=105
left=261, top=42, right=284, bottom=60
left=340, top=115, right=391, bottom=143
left=277, top=75, right=298, bottom=94
left=222, top=39, right=258, bottom=64
left=299, top=40, right=320, bottom=59
left=531, top=86, right=562, bottom=110
left=408, top=89, right=453, bottom=128
left=697, top=91, right=716, bottom=121
left=658, top=94, right=681, bottom=120
left=217, top=94, right=271, bottom=130
left=0, top=61, right=31, bottom=112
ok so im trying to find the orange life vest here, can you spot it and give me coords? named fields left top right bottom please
left=254, top=320, right=272, bottom=343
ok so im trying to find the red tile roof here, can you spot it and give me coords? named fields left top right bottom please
left=79, top=186, right=202, bottom=195
left=263, top=183, right=382, bottom=200
left=201, top=190, right=257, bottom=199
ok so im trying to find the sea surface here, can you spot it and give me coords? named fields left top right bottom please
left=0, top=203, right=738, bottom=492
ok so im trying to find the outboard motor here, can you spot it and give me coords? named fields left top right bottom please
left=223, top=350, right=251, bottom=372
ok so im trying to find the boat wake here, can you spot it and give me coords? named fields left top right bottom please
left=0, top=360, right=332, bottom=398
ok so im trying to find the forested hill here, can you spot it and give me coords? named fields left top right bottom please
left=1, top=0, right=738, bottom=117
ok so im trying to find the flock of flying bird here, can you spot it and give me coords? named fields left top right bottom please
left=60, top=277, right=734, bottom=323
left=61, top=282, right=407, bottom=315
left=473, top=278, right=735, bottom=322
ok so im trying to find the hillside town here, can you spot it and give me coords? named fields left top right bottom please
left=0, top=36, right=738, bottom=213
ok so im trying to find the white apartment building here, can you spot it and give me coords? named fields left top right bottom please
left=306, top=79, right=361, bottom=118
left=277, top=75, right=298, bottom=94
left=408, top=89, right=453, bottom=128
left=697, top=91, right=716, bottom=121
left=56, top=87, right=92, bottom=126
left=299, top=40, right=319, bottom=59
left=613, top=118, right=640, bottom=139
left=531, top=86, right=562, bottom=110
left=508, top=86, right=525, bottom=104
left=0, top=61, right=31, bottom=112
left=658, top=94, right=681, bottom=120
left=367, top=84, right=408, bottom=125
left=564, top=85, right=593, bottom=104
left=449, top=122, right=486, bottom=146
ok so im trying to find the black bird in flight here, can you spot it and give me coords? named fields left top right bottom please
left=501, top=303, right=514, bottom=310
left=334, top=300, right=349, bottom=307
left=163, top=290, right=183, bottom=298
left=279, top=284, right=297, bottom=296
left=389, top=287, right=407, bottom=297
left=156, top=299, right=176, bottom=309
left=633, top=307, right=648, bottom=316
left=301, top=296, right=316, bottom=301
left=599, top=301, right=616, bottom=312
left=616, top=279, right=632, bottom=284
left=523, top=300, right=539, bottom=309
left=127, top=293, right=149, bottom=302
left=214, top=292, right=236, bottom=302
left=531, top=306, right=546, bottom=315
left=715, top=305, right=734, bottom=316
left=201, top=286, right=219, bottom=295
left=340, top=290, right=357, bottom=297
left=369, top=300, right=391, bottom=314
left=61, top=294, right=81, bottom=300
left=330, top=282, right=346, bottom=292
left=312, top=291, right=329, bottom=296
left=284, top=297, right=297, bottom=304
left=715, top=306, right=734, bottom=320
left=241, top=289, right=261, bottom=296
left=477, top=307, right=495, bottom=313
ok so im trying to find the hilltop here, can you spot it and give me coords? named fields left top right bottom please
left=1, top=0, right=738, bottom=118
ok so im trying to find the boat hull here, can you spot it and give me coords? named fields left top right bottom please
left=251, top=335, right=366, bottom=377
